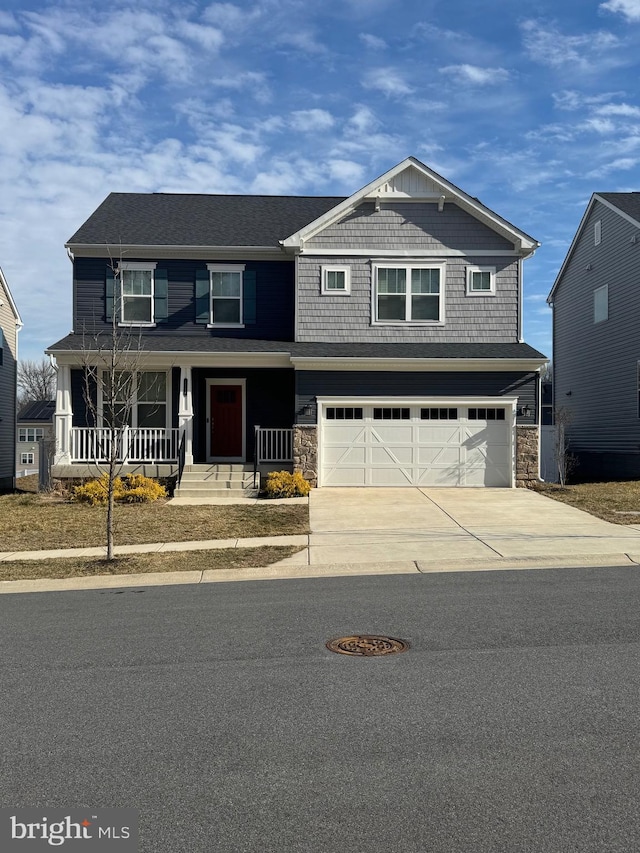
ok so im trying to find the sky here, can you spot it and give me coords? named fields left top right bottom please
left=2, top=0, right=640, bottom=363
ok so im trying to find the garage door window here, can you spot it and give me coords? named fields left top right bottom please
left=325, top=407, right=363, bottom=420
left=421, top=408, right=458, bottom=420
left=468, top=407, right=506, bottom=420
left=373, top=407, right=410, bottom=420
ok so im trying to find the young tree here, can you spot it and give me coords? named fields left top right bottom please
left=554, top=405, right=577, bottom=487
left=18, top=358, right=56, bottom=406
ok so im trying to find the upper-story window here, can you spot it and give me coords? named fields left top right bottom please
left=466, top=266, right=496, bottom=296
left=372, top=263, right=445, bottom=324
left=594, top=219, right=602, bottom=246
left=118, top=263, right=156, bottom=326
left=18, top=428, right=44, bottom=442
left=321, top=266, right=351, bottom=296
left=207, top=264, right=244, bottom=326
left=594, top=284, right=608, bottom=323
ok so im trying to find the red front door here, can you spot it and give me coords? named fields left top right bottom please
left=210, top=384, right=243, bottom=458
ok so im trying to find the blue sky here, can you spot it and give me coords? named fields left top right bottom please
left=2, top=0, right=640, bottom=361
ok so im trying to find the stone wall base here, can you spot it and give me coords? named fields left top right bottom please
left=293, top=425, right=318, bottom=487
left=516, top=425, right=539, bottom=488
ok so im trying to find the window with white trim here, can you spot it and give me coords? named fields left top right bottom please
left=21, top=452, right=34, bottom=465
left=118, top=262, right=156, bottom=325
left=594, top=284, right=608, bottom=323
left=595, top=219, right=602, bottom=246
left=466, top=266, right=496, bottom=296
left=18, top=428, right=44, bottom=442
left=207, top=264, right=244, bottom=326
left=321, top=266, right=351, bottom=295
left=373, top=263, right=444, bottom=323
left=100, top=371, right=168, bottom=429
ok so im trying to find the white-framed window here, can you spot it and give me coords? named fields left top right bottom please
left=21, top=452, right=34, bottom=465
left=321, top=266, right=351, bottom=295
left=466, top=266, right=496, bottom=296
left=595, top=219, right=602, bottom=246
left=594, top=284, right=608, bottom=323
left=207, top=264, right=244, bottom=326
left=18, top=428, right=44, bottom=442
left=100, top=370, right=168, bottom=428
left=372, top=262, right=445, bottom=324
left=118, top=262, right=156, bottom=325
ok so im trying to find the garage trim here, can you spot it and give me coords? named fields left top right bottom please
left=317, top=396, right=518, bottom=488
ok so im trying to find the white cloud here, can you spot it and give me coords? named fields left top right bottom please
left=521, top=19, right=619, bottom=70
left=599, top=0, right=640, bottom=21
left=552, top=90, right=622, bottom=110
left=595, top=102, right=640, bottom=117
left=0, top=11, right=18, bottom=30
left=359, top=33, right=386, bottom=49
left=362, top=67, right=413, bottom=97
left=276, top=30, right=327, bottom=56
left=440, top=64, right=509, bottom=85
left=326, top=159, right=365, bottom=186
left=586, top=156, right=638, bottom=178
left=290, top=109, right=335, bottom=132
left=345, top=105, right=380, bottom=135
left=581, top=118, right=616, bottom=134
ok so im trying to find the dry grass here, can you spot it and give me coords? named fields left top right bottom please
left=0, top=493, right=308, bottom=551
left=532, top=480, right=640, bottom=524
left=0, top=546, right=302, bottom=582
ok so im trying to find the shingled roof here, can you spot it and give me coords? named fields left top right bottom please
left=598, top=192, right=640, bottom=224
left=66, top=194, right=346, bottom=248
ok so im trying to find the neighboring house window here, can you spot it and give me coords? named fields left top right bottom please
left=466, top=266, right=496, bottom=296
left=118, top=263, right=157, bottom=325
left=100, top=371, right=168, bottom=428
left=594, top=219, right=602, bottom=246
left=207, top=264, right=244, bottom=325
left=21, top=453, right=34, bottom=465
left=373, top=263, right=444, bottom=324
left=18, top=428, right=44, bottom=442
left=321, top=266, right=351, bottom=295
left=593, top=284, right=608, bottom=323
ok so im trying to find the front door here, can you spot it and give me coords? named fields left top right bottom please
left=210, top=384, right=243, bottom=459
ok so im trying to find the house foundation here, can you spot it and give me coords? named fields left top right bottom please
left=516, top=425, right=540, bottom=487
left=293, top=425, right=318, bottom=487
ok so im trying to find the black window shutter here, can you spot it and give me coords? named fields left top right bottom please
left=243, top=270, right=256, bottom=324
left=154, top=269, right=168, bottom=323
left=105, top=268, right=115, bottom=322
left=195, top=270, right=210, bottom=324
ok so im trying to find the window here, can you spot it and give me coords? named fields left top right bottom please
left=594, top=284, right=608, bottom=323
left=100, top=371, right=168, bottom=429
left=595, top=219, right=602, bottom=246
left=421, top=408, right=458, bottom=420
left=207, top=264, right=244, bottom=326
left=373, top=263, right=444, bottom=324
left=325, top=407, right=363, bottom=420
left=321, top=266, right=351, bottom=295
left=468, top=408, right=506, bottom=421
left=373, top=407, right=410, bottom=420
left=21, top=453, right=34, bottom=465
left=18, top=428, right=44, bottom=442
left=118, top=263, right=156, bottom=325
left=467, top=266, right=496, bottom=296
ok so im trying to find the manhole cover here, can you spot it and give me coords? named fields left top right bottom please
left=326, top=635, right=409, bottom=656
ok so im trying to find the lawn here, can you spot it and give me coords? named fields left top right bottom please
left=0, top=546, right=303, bottom=582
left=0, top=492, right=309, bottom=552
left=533, top=480, right=640, bottom=524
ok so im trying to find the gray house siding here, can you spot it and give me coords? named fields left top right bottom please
left=0, top=283, right=18, bottom=490
left=294, top=371, right=537, bottom=424
left=553, top=198, right=640, bottom=477
left=73, top=257, right=295, bottom=341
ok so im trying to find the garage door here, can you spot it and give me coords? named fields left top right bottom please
left=320, top=403, right=513, bottom=487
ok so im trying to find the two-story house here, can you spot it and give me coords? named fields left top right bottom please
left=548, top=192, right=640, bottom=481
left=0, top=267, right=22, bottom=490
left=47, top=157, right=546, bottom=493
left=16, top=399, right=55, bottom=478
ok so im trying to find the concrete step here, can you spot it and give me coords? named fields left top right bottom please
left=180, top=471, right=255, bottom=482
left=174, top=487, right=259, bottom=499
left=184, top=464, right=252, bottom=473
left=176, top=479, right=256, bottom=490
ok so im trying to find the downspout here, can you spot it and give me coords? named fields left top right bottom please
left=518, top=256, right=524, bottom=343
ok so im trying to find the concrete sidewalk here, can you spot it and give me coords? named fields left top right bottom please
left=3, top=487, right=640, bottom=594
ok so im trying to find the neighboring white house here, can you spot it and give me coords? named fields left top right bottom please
left=0, top=267, right=23, bottom=490
left=16, top=400, right=55, bottom=478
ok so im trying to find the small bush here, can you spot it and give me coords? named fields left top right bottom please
left=72, top=474, right=166, bottom=506
left=263, top=470, right=312, bottom=499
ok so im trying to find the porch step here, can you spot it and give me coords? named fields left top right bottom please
left=174, top=464, right=259, bottom=500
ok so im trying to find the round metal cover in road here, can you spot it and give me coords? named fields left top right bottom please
left=326, top=635, right=409, bottom=656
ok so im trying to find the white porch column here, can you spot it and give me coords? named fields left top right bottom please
left=178, top=366, right=194, bottom=465
left=54, top=364, right=73, bottom=464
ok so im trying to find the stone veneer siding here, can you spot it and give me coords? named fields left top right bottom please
left=516, top=425, right=539, bottom=487
left=293, top=425, right=318, bottom=487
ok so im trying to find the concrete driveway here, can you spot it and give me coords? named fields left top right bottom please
left=308, top=488, right=640, bottom=568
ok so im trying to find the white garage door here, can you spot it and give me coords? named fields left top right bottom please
left=320, top=403, right=513, bottom=487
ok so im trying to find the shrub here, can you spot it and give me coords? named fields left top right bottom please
left=263, top=470, right=312, bottom=499
left=72, top=474, right=166, bottom=506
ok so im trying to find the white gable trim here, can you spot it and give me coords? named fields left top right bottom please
left=281, top=156, right=539, bottom=255
left=0, top=267, right=23, bottom=326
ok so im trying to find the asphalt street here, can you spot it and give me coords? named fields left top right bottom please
left=2, top=567, right=640, bottom=852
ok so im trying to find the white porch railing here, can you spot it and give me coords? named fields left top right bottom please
left=71, top=428, right=180, bottom=464
left=255, top=428, right=293, bottom=463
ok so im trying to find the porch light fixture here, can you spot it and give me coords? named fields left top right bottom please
left=518, top=405, right=531, bottom=418
left=183, top=378, right=188, bottom=397
left=301, top=404, right=313, bottom=417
